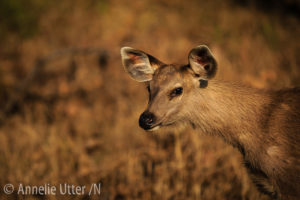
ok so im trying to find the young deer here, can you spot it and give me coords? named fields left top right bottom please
left=120, top=45, right=300, bottom=200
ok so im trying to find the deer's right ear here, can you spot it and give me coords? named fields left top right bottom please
left=188, top=45, right=217, bottom=80
left=121, top=47, right=160, bottom=82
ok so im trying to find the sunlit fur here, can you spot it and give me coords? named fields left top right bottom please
left=150, top=65, right=300, bottom=200
left=121, top=47, right=300, bottom=200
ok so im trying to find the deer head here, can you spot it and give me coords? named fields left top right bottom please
left=121, top=45, right=217, bottom=131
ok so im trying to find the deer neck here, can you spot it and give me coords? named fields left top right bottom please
left=186, top=80, right=271, bottom=152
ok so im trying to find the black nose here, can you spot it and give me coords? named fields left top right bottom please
left=139, top=111, right=156, bottom=130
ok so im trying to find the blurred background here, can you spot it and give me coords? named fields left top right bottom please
left=0, top=0, right=299, bottom=199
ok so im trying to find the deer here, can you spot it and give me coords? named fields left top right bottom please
left=120, top=45, right=300, bottom=200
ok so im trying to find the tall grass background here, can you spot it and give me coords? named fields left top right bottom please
left=0, top=0, right=299, bottom=199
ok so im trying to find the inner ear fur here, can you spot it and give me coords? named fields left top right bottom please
left=121, top=47, right=162, bottom=82
left=188, top=45, right=217, bottom=79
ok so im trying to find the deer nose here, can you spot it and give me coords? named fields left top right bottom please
left=139, top=111, right=156, bottom=130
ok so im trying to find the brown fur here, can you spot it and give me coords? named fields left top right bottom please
left=183, top=79, right=300, bottom=200
left=121, top=46, right=300, bottom=200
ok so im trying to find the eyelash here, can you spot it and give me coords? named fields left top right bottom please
left=169, top=87, right=183, bottom=98
left=147, top=86, right=183, bottom=98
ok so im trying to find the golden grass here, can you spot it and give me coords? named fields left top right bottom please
left=0, top=0, right=299, bottom=199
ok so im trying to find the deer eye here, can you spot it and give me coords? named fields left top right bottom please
left=170, top=87, right=183, bottom=98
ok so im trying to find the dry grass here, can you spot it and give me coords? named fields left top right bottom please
left=0, top=0, right=299, bottom=199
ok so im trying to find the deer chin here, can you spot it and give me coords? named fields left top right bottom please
left=147, top=126, right=161, bottom=131
left=146, top=119, right=177, bottom=132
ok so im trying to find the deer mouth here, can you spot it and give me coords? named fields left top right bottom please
left=147, top=121, right=176, bottom=131
left=144, top=122, right=161, bottom=131
left=147, top=125, right=161, bottom=131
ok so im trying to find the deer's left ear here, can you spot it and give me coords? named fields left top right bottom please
left=188, top=45, right=217, bottom=79
left=121, top=47, right=162, bottom=82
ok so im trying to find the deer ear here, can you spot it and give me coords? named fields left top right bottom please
left=188, top=45, right=217, bottom=79
left=121, top=47, right=161, bottom=82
